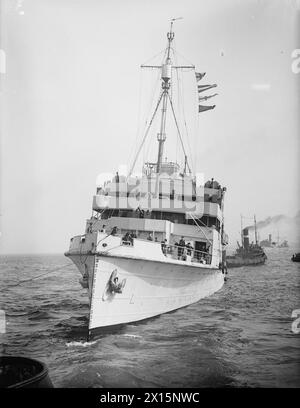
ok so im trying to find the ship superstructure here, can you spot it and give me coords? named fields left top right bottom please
left=65, top=22, right=227, bottom=338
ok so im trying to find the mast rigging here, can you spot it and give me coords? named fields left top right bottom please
left=130, top=20, right=194, bottom=176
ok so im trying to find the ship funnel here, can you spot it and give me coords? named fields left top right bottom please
left=268, top=234, right=272, bottom=244
left=243, top=228, right=249, bottom=250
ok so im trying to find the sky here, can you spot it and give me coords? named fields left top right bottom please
left=0, top=0, right=299, bottom=254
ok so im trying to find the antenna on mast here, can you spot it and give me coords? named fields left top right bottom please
left=171, top=17, right=183, bottom=22
left=169, top=17, right=183, bottom=44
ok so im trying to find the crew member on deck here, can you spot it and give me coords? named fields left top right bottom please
left=128, top=233, right=134, bottom=245
left=204, top=244, right=211, bottom=263
left=186, top=242, right=193, bottom=256
left=122, top=232, right=130, bottom=244
left=161, top=239, right=167, bottom=255
left=178, top=236, right=186, bottom=260
left=147, top=233, right=153, bottom=241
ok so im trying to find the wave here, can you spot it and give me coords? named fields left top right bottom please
left=28, top=310, right=51, bottom=320
left=66, top=340, right=98, bottom=348
left=122, top=334, right=143, bottom=339
left=5, top=308, right=41, bottom=317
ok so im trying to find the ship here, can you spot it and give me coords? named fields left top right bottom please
left=260, top=233, right=288, bottom=248
left=291, top=253, right=300, bottom=262
left=226, top=216, right=267, bottom=268
left=260, top=234, right=276, bottom=248
left=65, top=22, right=228, bottom=339
left=278, top=240, right=289, bottom=248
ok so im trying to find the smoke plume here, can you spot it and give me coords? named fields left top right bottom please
left=246, top=214, right=288, bottom=231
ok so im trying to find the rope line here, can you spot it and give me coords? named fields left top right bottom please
left=167, top=92, right=191, bottom=174
left=8, top=263, right=74, bottom=287
left=129, top=90, right=164, bottom=176
left=131, top=58, right=162, bottom=172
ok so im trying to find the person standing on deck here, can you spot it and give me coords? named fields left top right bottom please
left=178, top=236, right=186, bottom=260
left=161, top=239, right=167, bottom=255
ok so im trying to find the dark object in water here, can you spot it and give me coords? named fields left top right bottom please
left=0, top=356, right=53, bottom=388
left=291, top=253, right=300, bottom=262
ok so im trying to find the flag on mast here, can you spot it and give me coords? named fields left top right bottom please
left=198, top=104, right=216, bottom=113
left=198, top=93, right=218, bottom=102
left=197, top=84, right=217, bottom=93
left=195, top=69, right=218, bottom=112
left=195, top=72, right=206, bottom=81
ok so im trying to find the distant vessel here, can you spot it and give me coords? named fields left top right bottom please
left=278, top=240, right=289, bottom=248
left=291, top=253, right=300, bottom=262
left=260, top=234, right=275, bottom=248
left=226, top=216, right=267, bottom=268
left=65, top=22, right=228, bottom=338
left=260, top=232, right=288, bottom=248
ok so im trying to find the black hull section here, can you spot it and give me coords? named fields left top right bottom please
left=227, top=260, right=266, bottom=268
left=226, top=256, right=267, bottom=268
left=0, top=356, right=53, bottom=388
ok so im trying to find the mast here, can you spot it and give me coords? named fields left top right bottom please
left=183, top=155, right=188, bottom=174
left=156, top=21, right=174, bottom=173
left=130, top=19, right=194, bottom=177
left=254, top=214, right=258, bottom=245
left=240, top=214, right=243, bottom=247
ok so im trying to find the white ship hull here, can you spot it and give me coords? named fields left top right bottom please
left=68, top=252, right=224, bottom=338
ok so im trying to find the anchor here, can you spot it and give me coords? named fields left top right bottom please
left=102, top=269, right=126, bottom=301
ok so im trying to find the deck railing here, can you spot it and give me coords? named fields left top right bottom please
left=161, top=243, right=212, bottom=265
left=119, top=235, right=211, bottom=265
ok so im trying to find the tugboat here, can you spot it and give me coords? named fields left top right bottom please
left=226, top=216, right=267, bottom=268
left=65, top=21, right=228, bottom=338
left=291, top=253, right=300, bottom=262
